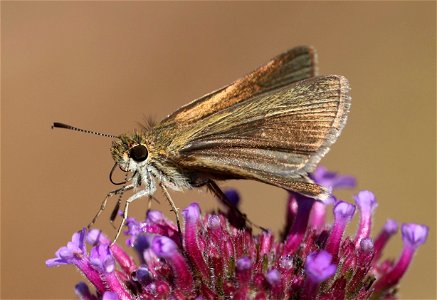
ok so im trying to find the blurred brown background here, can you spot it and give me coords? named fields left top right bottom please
left=2, top=2, right=435, bottom=299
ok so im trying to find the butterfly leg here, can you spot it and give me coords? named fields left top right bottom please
left=146, top=196, right=153, bottom=213
left=111, top=189, right=148, bottom=245
left=88, top=184, right=134, bottom=229
left=207, top=180, right=267, bottom=232
left=160, top=183, right=182, bottom=236
left=146, top=195, right=160, bottom=212
left=109, top=184, right=134, bottom=228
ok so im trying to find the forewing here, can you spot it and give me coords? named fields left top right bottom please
left=160, top=46, right=317, bottom=126
left=174, top=75, right=351, bottom=198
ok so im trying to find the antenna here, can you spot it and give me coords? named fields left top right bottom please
left=52, top=122, right=117, bottom=138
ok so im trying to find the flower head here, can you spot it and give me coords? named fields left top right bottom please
left=47, top=167, right=428, bottom=299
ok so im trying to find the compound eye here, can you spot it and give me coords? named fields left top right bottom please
left=129, top=145, right=148, bottom=162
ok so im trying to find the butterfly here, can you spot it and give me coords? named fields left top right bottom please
left=54, top=45, right=351, bottom=242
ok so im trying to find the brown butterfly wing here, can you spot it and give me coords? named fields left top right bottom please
left=172, top=75, right=351, bottom=200
left=160, top=46, right=318, bottom=126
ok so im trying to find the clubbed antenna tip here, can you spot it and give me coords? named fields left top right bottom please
left=52, top=122, right=118, bottom=138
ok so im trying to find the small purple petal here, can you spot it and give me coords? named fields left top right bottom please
left=90, top=244, right=115, bottom=273
left=208, top=215, right=221, bottom=229
left=360, top=238, right=374, bottom=252
left=46, top=228, right=87, bottom=267
left=311, top=166, right=356, bottom=189
left=87, top=230, right=135, bottom=273
left=236, top=257, right=252, bottom=271
left=74, top=282, right=94, bottom=300
left=152, top=235, right=178, bottom=257
left=134, top=266, right=154, bottom=286
left=305, top=251, right=337, bottom=283
left=384, top=219, right=399, bottom=234
left=266, top=269, right=281, bottom=286
left=102, top=291, right=119, bottom=300
left=125, top=217, right=142, bottom=247
left=333, top=201, right=356, bottom=222
left=401, top=223, right=429, bottom=249
left=86, top=229, right=103, bottom=246
left=354, top=190, right=377, bottom=214
left=182, top=202, right=201, bottom=221
left=73, top=228, right=87, bottom=252
left=147, top=210, right=165, bottom=223
left=279, top=255, right=294, bottom=270
left=133, top=234, right=151, bottom=263
left=224, top=189, right=240, bottom=207
left=45, top=252, right=68, bottom=267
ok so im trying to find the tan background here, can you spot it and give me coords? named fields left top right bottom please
left=2, top=2, right=435, bottom=299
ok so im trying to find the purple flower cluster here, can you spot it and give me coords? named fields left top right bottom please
left=47, top=167, right=429, bottom=299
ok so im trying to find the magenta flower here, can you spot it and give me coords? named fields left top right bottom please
left=372, top=223, right=429, bottom=296
left=47, top=167, right=429, bottom=299
left=325, top=201, right=356, bottom=262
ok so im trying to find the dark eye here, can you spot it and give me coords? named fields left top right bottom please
left=129, top=145, right=148, bottom=162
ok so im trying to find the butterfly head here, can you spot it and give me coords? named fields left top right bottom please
left=111, top=131, right=151, bottom=173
